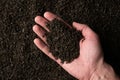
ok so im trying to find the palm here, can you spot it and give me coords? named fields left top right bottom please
left=59, top=33, right=103, bottom=79
left=33, top=12, right=104, bottom=79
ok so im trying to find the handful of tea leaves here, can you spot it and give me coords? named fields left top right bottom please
left=46, top=19, right=83, bottom=63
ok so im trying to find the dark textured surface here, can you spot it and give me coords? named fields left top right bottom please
left=46, top=19, right=83, bottom=63
left=0, top=0, right=76, bottom=80
left=0, top=0, right=120, bottom=80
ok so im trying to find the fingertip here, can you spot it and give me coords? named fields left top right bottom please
left=73, top=22, right=79, bottom=28
left=34, top=38, right=47, bottom=49
left=33, top=38, right=39, bottom=44
left=72, top=22, right=84, bottom=31
left=34, top=16, right=40, bottom=22
left=35, top=16, right=47, bottom=24
left=44, top=11, right=50, bottom=17
left=34, top=38, right=42, bottom=46
left=73, top=22, right=87, bottom=28
left=33, top=25, right=42, bottom=35
left=72, top=21, right=79, bottom=25
left=33, top=25, right=38, bottom=31
left=44, top=11, right=53, bottom=17
left=44, top=11, right=57, bottom=21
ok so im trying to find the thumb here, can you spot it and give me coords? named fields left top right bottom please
left=72, top=22, right=98, bottom=39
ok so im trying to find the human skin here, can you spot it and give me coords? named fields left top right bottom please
left=33, top=12, right=119, bottom=80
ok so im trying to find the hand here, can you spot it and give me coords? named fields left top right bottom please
left=33, top=12, right=104, bottom=80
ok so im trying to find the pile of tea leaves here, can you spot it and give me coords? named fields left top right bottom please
left=46, top=19, right=83, bottom=63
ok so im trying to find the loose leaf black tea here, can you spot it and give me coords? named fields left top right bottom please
left=46, top=19, right=83, bottom=63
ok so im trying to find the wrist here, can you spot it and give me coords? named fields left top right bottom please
left=90, top=62, right=119, bottom=80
